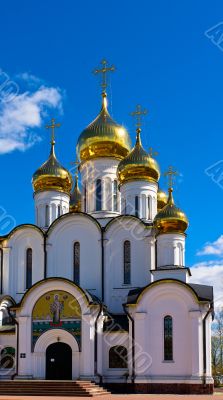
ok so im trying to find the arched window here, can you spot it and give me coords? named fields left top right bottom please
left=109, top=346, right=127, bottom=368
left=135, top=196, right=139, bottom=217
left=124, top=240, right=131, bottom=284
left=57, top=205, right=61, bottom=218
left=26, top=248, right=32, bottom=290
left=45, top=205, right=49, bottom=227
left=113, top=180, right=118, bottom=211
left=96, top=179, right=102, bottom=211
left=73, top=242, right=80, bottom=285
left=164, top=315, right=173, bottom=361
left=0, top=347, right=15, bottom=369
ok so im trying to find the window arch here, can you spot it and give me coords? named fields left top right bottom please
left=73, top=242, right=80, bottom=285
left=0, top=347, right=15, bottom=369
left=135, top=196, right=139, bottom=217
left=113, top=180, right=118, bottom=211
left=124, top=240, right=131, bottom=284
left=109, top=346, right=127, bottom=368
left=26, top=248, right=32, bottom=290
left=96, top=179, right=102, bottom=211
left=45, top=205, right=49, bottom=227
left=164, top=315, right=173, bottom=361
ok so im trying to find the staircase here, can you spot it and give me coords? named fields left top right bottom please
left=0, top=380, right=111, bottom=397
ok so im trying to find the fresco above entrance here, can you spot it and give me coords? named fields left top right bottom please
left=32, top=290, right=81, bottom=350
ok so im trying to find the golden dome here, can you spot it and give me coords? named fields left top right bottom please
left=154, top=188, right=189, bottom=234
left=32, top=141, right=72, bottom=195
left=117, top=129, right=160, bottom=185
left=76, top=93, right=131, bottom=162
left=70, top=175, right=81, bottom=212
left=157, top=189, right=168, bottom=211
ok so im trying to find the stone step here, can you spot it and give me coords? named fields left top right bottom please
left=0, top=380, right=110, bottom=397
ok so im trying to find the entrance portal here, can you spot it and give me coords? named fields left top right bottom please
left=46, top=342, right=72, bottom=380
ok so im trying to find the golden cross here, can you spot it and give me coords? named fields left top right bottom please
left=70, top=158, right=80, bottom=177
left=130, top=105, right=148, bottom=129
left=149, top=147, right=158, bottom=157
left=93, top=59, right=115, bottom=92
left=46, top=118, right=61, bottom=144
left=164, top=166, right=178, bottom=188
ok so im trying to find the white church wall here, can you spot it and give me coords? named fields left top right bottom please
left=129, top=282, right=204, bottom=380
left=104, top=218, right=152, bottom=313
left=47, top=214, right=102, bottom=298
left=34, top=191, right=70, bottom=229
left=156, top=233, right=186, bottom=268
left=80, top=158, right=121, bottom=218
left=102, top=332, right=128, bottom=380
left=6, top=227, right=44, bottom=302
left=120, top=180, right=158, bottom=220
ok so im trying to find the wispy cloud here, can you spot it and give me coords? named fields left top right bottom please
left=196, top=235, right=223, bottom=256
left=0, top=71, right=63, bottom=154
left=191, top=260, right=223, bottom=308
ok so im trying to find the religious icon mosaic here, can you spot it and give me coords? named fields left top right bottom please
left=32, top=290, right=81, bottom=350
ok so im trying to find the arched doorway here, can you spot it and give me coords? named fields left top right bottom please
left=46, top=342, right=72, bottom=380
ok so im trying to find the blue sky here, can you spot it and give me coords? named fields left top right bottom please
left=1, top=0, right=223, bottom=301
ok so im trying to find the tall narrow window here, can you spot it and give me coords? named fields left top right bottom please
left=164, top=315, right=173, bottom=361
left=45, top=205, right=49, bottom=227
left=73, top=242, right=80, bottom=285
left=113, top=180, right=118, bottom=212
left=124, top=240, right=131, bottom=284
left=84, top=184, right=87, bottom=212
left=26, top=248, right=32, bottom=290
left=57, top=205, right=61, bottom=218
left=96, top=179, right=102, bottom=211
left=148, top=196, right=152, bottom=220
left=135, top=196, right=139, bottom=217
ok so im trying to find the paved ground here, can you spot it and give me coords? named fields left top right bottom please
left=0, top=395, right=222, bottom=399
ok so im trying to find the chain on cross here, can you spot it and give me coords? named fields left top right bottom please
left=130, top=104, right=148, bottom=129
left=46, top=118, right=61, bottom=144
left=93, top=59, right=115, bottom=92
left=164, top=166, right=178, bottom=188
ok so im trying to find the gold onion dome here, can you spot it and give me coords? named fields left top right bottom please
left=76, top=93, right=131, bottom=162
left=157, top=189, right=168, bottom=211
left=70, top=175, right=81, bottom=212
left=154, top=188, right=189, bottom=234
left=32, top=140, right=72, bottom=195
left=117, top=128, right=160, bottom=185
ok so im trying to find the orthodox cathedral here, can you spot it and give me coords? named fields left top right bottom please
left=0, top=61, right=214, bottom=394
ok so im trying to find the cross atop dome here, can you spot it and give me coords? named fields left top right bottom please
left=130, top=104, right=148, bottom=130
left=164, top=165, right=178, bottom=189
left=46, top=118, right=61, bottom=145
left=93, top=59, right=115, bottom=93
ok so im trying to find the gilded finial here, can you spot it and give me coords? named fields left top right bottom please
left=70, top=158, right=80, bottom=178
left=130, top=105, right=148, bottom=130
left=93, top=59, right=115, bottom=94
left=149, top=147, right=158, bottom=158
left=164, top=166, right=178, bottom=190
left=46, top=118, right=61, bottom=146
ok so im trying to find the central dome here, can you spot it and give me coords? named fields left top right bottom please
left=76, top=93, right=131, bottom=162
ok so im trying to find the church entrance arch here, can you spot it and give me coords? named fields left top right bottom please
left=46, top=342, right=72, bottom=380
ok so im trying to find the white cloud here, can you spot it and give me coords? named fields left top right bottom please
left=0, top=79, right=63, bottom=154
left=196, top=235, right=223, bottom=256
left=16, top=72, right=44, bottom=87
left=191, top=260, right=223, bottom=308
